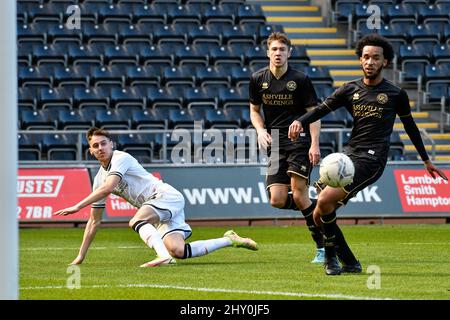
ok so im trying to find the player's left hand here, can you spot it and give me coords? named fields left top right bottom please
left=53, top=206, right=80, bottom=216
left=309, top=144, right=321, bottom=166
left=424, top=160, right=448, bottom=180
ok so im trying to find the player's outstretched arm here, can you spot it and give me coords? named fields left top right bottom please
left=54, top=175, right=121, bottom=216
left=424, top=160, right=448, bottom=181
left=70, top=208, right=103, bottom=265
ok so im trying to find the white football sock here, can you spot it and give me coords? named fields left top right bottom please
left=138, top=223, right=171, bottom=258
left=188, top=237, right=232, bottom=258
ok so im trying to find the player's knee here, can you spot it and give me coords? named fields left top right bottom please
left=316, top=198, right=335, bottom=215
left=168, top=246, right=184, bottom=259
left=270, top=197, right=286, bottom=208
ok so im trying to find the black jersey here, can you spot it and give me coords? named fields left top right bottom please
left=249, top=66, right=318, bottom=141
left=322, top=78, right=411, bottom=162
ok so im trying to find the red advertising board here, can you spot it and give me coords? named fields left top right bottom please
left=18, top=168, right=92, bottom=221
left=394, top=169, right=450, bottom=212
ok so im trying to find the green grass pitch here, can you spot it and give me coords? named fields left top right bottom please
left=20, top=224, right=450, bottom=300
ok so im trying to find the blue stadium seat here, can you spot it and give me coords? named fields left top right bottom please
left=18, top=133, right=42, bottom=161
left=244, top=44, right=268, bottom=66
left=117, top=132, right=154, bottom=163
left=432, top=43, right=450, bottom=65
left=146, top=86, right=184, bottom=108
left=166, top=3, right=202, bottom=24
left=426, top=82, right=448, bottom=104
left=53, top=65, right=91, bottom=88
left=17, top=23, right=47, bottom=44
left=219, top=86, right=248, bottom=109
left=258, top=24, right=284, bottom=45
left=126, top=65, right=161, bottom=87
left=117, top=23, right=153, bottom=45
left=82, top=23, right=119, bottom=45
left=129, top=109, right=167, bottom=130
left=314, top=84, right=335, bottom=102
left=73, top=87, right=110, bottom=109
left=104, top=43, right=140, bottom=65
left=195, top=65, right=231, bottom=88
left=58, top=109, right=95, bottom=130
left=290, top=45, right=310, bottom=65
left=319, top=132, right=337, bottom=157
left=20, top=109, right=58, bottom=130
left=174, top=44, right=211, bottom=66
left=386, top=4, right=417, bottom=24
left=95, top=109, right=131, bottom=129
left=152, top=24, right=187, bottom=44
left=18, top=43, right=33, bottom=67
left=18, top=87, right=38, bottom=111
left=18, top=65, right=54, bottom=88
left=205, top=108, right=240, bottom=128
left=97, top=3, right=133, bottom=24
left=139, top=44, right=174, bottom=66
left=26, top=2, right=65, bottom=23
left=184, top=87, right=219, bottom=109
left=188, top=24, right=222, bottom=45
left=304, top=66, right=333, bottom=86
left=47, top=23, right=84, bottom=45
left=418, top=4, right=450, bottom=24
left=378, top=22, right=412, bottom=46
left=131, top=3, right=167, bottom=24
left=43, top=133, right=78, bottom=161
left=389, top=131, right=404, bottom=160
left=169, top=108, right=206, bottom=129
left=334, top=0, right=358, bottom=23
left=399, top=43, right=431, bottom=66
left=39, top=87, right=74, bottom=110
left=91, top=64, right=126, bottom=88
left=236, top=4, right=265, bottom=25
left=203, top=3, right=237, bottom=25
left=162, top=65, right=196, bottom=88
left=209, top=44, right=244, bottom=66
left=221, top=24, right=258, bottom=45
left=110, top=86, right=146, bottom=109
left=401, top=62, right=428, bottom=84
left=68, top=43, right=104, bottom=66
left=409, top=24, right=441, bottom=44
left=32, top=43, right=68, bottom=67
left=230, top=65, right=252, bottom=87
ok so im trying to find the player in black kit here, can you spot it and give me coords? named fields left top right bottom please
left=289, top=34, right=448, bottom=275
left=249, top=32, right=325, bottom=263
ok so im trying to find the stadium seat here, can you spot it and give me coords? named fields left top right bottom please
left=95, top=109, right=131, bottom=129
left=18, top=43, right=33, bottom=67
left=39, top=87, right=74, bottom=110
left=146, top=86, right=184, bottom=108
left=195, top=65, right=231, bottom=88
left=18, top=65, right=54, bottom=88
left=139, top=44, right=174, bottom=66
left=418, top=4, right=450, bottom=25
left=103, top=43, right=140, bottom=66
left=205, top=108, right=240, bottom=128
left=221, top=24, right=258, bottom=45
left=174, top=44, right=211, bottom=66
left=82, top=23, right=119, bottom=45
left=73, top=87, right=110, bottom=109
left=409, top=24, right=441, bottom=44
left=110, top=86, right=146, bottom=109
left=304, top=66, right=333, bottom=86
left=18, top=87, right=38, bottom=111
left=20, top=109, right=58, bottom=130
left=58, top=109, right=95, bottom=130
left=236, top=4, right=265, bottom=25
left=166, top=3, right=202, bottom=24
left=126, top=65, right=161, bottom=87
left=184, top=86, right=218, bottom=109
left=219, top=86, right=248, bottom=109
left=131, top=108, right=168, bottom=130
left=244, top=45, right=268, bottom=66
left=152, top=24, right=187, bottom=44
left=188, top=24, right=222, bottom=45
left=97, top=3, right=133, bottom=24
left=314, top=84, right=335, bottom=102
left=321, top=108, right=348, bottom=128
left=43, top=133, right=78, bottom=161
left=47, top=23, right=84, bottom=45
left=203, top=3, right=237, bottom=25
left=386, top=4, right=417, bottom=24
left=401, top=62, right=428, bottom=84
left=68, top=43, right=104, bottom=66
left=257, top=24, right=284, bottom=45
left=432, top=44, right=450, bottom=65
left=319, top=132, right=337, bottom=157
left=230, top=65, right=252, bottom=87
left=378, top=22, right=412, bottom=46
left=18, top=133, right=42, bottom=161
left=209, top=44, right=244, bottom=66
left=389, top=131, right=404, bottom=159
left=399, top=44, right=431, bottom=83
left=90, top=64, right=126, bottom=88
left=117, top=23, right=153, bottom=45
left=116, top=132, right=155, bottom=162
left=169, top=108, right=205, bottom=129
left=53, top=65, right=91, bottom=88
left=32, top=43, right=68, bottom=67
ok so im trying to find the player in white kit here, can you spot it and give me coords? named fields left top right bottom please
left=54, top=128, right=258, bottom=267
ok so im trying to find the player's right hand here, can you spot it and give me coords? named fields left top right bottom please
left=288, top=120, right=304, bottom=141
left=69, top=255, right=84, bottom=265
left=257, top=129, right=272, bottom=150
left=54, top=205, right=80, bottom=216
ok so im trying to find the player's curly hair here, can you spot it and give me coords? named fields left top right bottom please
left=355, top=34, right=394, bottom=65
left=86, top=127, right=112, bottom=142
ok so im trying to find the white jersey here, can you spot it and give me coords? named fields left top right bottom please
left=92, top=150, right=164, bottom=209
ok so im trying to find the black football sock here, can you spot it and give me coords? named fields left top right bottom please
left=281, top=193, right=299, bottom=210
left=320, top=211, right=338, bottom=258
left=334, top=224, right=358, bottom=265
left=301, top=199, right=324, bottom=249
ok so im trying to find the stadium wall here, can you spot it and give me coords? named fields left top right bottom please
left=18, top=163, right=450, bottom=224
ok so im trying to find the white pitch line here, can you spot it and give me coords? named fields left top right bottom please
left=20, top=283, right=392, bottom=300
left=20, top=246, right=143, bottom=251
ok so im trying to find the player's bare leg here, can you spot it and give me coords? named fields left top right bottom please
left=268, top=184, right=289, bottom=208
